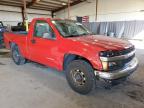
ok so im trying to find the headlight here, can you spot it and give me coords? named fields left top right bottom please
left=99, top=51, right=115, bottom=57
left=109, top=62, right=117, bottom=67
left=101, top=61, right=118, bottom=71
left=100, top=51, right=117, bottom=71
left=99, top=50, right=123, bottom=57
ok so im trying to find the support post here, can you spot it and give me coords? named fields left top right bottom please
left=21, top=7, right=25, bottom=23
left=51, top=11, right=54, bottom=18
left=68, top=0, right=70, bottom=19
left=95, top=0, right=98, bottom=21
left=22, top=0, right=28, bottom=31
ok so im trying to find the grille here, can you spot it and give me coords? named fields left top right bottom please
left=113, top=46, right=135, bottom=56
left=119, top=46, right=135, bottom=55
left=122, top=54, right=135, bottom=64
left=100, top=46, right=135, bottom=57
left=109, top=50, right=135, bottom=71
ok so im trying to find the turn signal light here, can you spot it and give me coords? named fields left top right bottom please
left=101, top=61, right=108, bottom=71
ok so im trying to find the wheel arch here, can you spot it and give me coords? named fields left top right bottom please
left=9, top=42, right=26, bottom=58
left=9, top=42, right=17, bottom=48
left=63, top=53, right=93, bottom=70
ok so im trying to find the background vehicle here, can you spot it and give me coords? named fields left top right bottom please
left=4, top=18, right=138, bottom=94
left=11, top=22, right=30, bottom=32
left=0, top=21, right=6, bottom=47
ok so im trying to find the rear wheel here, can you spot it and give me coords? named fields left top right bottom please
left=65, top=60, right=95, bottom=94
left=11, top=45, right=26, bottom=65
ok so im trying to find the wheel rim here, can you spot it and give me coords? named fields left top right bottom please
left=70, top=69, right=86, bottom=86
left=12, top=48, right=20, bottom=62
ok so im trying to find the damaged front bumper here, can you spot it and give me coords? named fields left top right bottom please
left=94, top=57, right=138, bottom=80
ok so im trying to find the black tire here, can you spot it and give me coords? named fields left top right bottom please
left=65, top=60, right=95, bottom=94
left=11, top=44, right=26, bottom=65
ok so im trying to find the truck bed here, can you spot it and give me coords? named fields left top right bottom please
left=12, top=31, right=28, bottom=35
left=4, top=31, right=27, bottom=50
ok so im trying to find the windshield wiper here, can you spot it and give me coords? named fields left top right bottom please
left=80, top=33, right=89, bottom=35
left=65, top=35, right=79, bottom=38
left=65, top=33, right=93, bottom=38
left=78, top=33, right=93, bottom=36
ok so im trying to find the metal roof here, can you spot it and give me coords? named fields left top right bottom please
left=0, top=0, right=86, bottom=12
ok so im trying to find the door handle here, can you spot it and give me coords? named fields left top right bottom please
left=31, top=39, right=36, bottom=44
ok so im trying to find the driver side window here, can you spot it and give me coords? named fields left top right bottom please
left=34, top=20, right=56, bottom=39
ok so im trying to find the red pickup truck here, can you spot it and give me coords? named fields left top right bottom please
left=4, top=18, right=138, bottom=94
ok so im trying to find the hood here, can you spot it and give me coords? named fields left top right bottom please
left=69, top=35, right=133, bottom=51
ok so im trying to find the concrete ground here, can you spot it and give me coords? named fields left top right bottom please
left=0, top=49, right=144, bottom=108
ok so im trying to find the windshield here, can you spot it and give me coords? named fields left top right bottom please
left=52, top=20, right=92, bottom=37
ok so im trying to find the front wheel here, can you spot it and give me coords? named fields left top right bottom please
left=11, top=45, right=26, bottom=65
left=65, top=60, right=95, bottom=94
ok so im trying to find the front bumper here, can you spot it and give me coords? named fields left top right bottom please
left=94, top=57, right=138, bottom=80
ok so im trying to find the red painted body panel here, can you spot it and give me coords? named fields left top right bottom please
left=4, top=18, right=133, bottom=71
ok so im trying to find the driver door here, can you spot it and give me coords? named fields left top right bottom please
left=29, top=20, right=59, bottom=68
